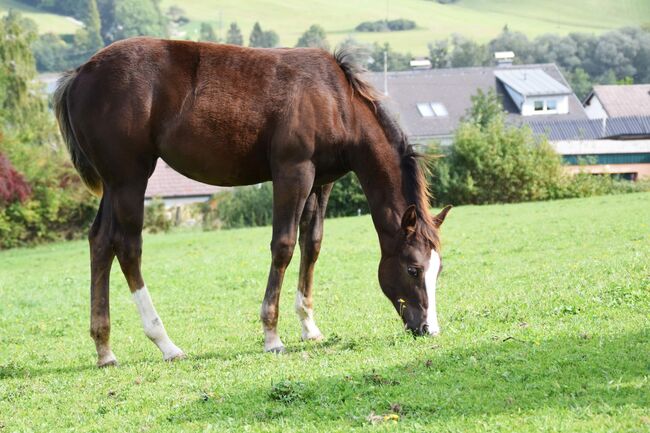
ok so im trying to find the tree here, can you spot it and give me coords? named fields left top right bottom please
left=449, top=34, right=489, bottom=67
left=428, top=39, right=449, bottom=68
left=226, top=22, right=243, bottom=45
left=199, top=22, right=218, bottom=42
left=97, top=0, right=168, bottom=44
left=0, top=11, right=42, bottom=127
left=249, top=22, right=278, bottom=48
left=465, top=89, right=503, bottom=130
left=79, top=0, right=103, bottom=52
left=367, top=42, right=411, bottom=72
left=296, top=24, right=329, bottom=50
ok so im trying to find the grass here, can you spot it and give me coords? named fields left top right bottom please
left=162, top=0, right=650, bottom=55
left=1, top=192, right=649, bottom=432
left=0, top=0, right=81, bottom=34
left=2, top=0, right=648, bottom=55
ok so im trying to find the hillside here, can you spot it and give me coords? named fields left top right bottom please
left=1, top=192, right=649, bottom=431
left=1, top=0, right=648, bottom=55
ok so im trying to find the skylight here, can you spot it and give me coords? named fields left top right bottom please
left=417, top=102, right=448, bottom=117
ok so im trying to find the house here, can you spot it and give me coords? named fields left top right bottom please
left=145, top=160, right=224, bottom=206
left=366, top=63, right=587, bottom=145
left=528, top=116, right=650, bottom=180
left=584, top=84, right=650, bottom=119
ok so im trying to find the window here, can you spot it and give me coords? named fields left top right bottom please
left=417, top=103, right=434, bottom=117
left=431, top=102, right=448, bottom=117
left=534, top=100, right=544, bottom=111
left=417, top=102, right=448, bottom=118
left=546, top=99, right=557, bottom=111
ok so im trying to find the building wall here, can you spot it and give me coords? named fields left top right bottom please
left=584, top=96, right=608, bottom=119
left=564, top=163, right=650, bottom=179
left=521, top=95, right=569, bottom=116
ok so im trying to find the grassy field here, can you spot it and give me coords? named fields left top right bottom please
left=2, top=0, right=648, bottom=55
left=0, top=0, right=81, bottom=33
left=165, top=0, right=650, bottom=54
left=1, top=192, right=649, bottom=432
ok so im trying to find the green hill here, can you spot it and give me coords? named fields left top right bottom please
left=0, top=0, right=81, bottom=34
left=2, top=0, right=649, bottom=54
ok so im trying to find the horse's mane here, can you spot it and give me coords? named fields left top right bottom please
left=333, top=49, right=440, bottom=250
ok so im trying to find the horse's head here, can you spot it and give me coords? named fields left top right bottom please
left=378, top=204, right=451, bottom=336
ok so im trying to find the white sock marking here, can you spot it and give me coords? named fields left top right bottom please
left=295, top=291, right=322, bottom=340
left=132, top=286, right=184, bottom=360
left=424, top=250, right=441, bottom=335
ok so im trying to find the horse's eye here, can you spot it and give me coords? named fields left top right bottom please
left=407, top=266, right=419, bottom=278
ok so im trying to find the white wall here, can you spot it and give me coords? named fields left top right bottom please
left=521, top=95, right=569, bottom=116
left=584, top=95, right=608, bottom=119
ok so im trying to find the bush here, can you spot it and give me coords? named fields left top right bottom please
left=209, top=183, right=273, bottom=229
left=326, top=173, right=368, bottom=217
left=144, top=198, right=172, bottom=233
left=355, top=19, right=416, bottom=32
left=0, top=152, right=31, bottom=203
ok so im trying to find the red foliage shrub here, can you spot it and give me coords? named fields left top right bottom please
left=0, top=152, right=31, bottom=203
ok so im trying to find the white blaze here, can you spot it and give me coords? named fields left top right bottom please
left=424, top=250, right=441, bottom=335
left=132, top=286, right=184, bottom=360
left=295, top=291, right=322, bottom=341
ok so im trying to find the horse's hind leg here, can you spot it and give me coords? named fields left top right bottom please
left=261, top=162, right=315, bottom=353
left=89, top=197, right=118, bottom=367
left=295, top=183, right=333, bottom=341
left=108, top=183, right=184, bottom=362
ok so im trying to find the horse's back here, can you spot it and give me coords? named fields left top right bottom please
left=68, top=38, right=353, bottom=187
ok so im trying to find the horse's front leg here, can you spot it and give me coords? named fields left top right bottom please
left=261, top=162, right=315, bottom=353
left=295, top=183, right=333, bottom=341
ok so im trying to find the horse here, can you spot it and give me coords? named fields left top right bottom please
left=53, top=37, right=452, bottom=367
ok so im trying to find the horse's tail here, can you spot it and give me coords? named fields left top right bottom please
left=53, top=70, right=103, bottom=196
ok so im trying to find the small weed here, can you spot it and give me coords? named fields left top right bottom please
left=268, top=380, right=308, bottom=404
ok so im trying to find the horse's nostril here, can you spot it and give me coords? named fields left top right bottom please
left=422, top=324, right=429, bottom=334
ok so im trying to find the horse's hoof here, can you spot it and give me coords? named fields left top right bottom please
left=302, top=333, right=324, bottom=342
left=266, top=346, right=286, bottom=354
left=163, top=348, right=186, bottom=362
left=97, top=353, right=118, bottom=368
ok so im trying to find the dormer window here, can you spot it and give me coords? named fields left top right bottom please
left=534, top=100, right=544, bottom=111
left=417, top=102, right=448, bottom=117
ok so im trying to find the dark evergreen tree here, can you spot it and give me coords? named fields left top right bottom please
left=226, top=22, right=243, bottom=45
left=296, top=24, right=329, bottom=50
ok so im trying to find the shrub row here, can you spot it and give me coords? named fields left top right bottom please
left=355, top=19, right=416, bottom=32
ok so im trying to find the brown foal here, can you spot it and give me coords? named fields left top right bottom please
left=54, top=37, right=450, bottom=366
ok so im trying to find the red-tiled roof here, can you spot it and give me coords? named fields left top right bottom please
left=145, top=161, right=223, bottom=198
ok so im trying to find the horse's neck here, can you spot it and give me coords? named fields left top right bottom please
left=351, top=139, right=406, bottom=254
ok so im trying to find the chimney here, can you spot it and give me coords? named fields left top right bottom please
left=410, top=58, right=432, bottom=70
left=494, top=51, right=515, bottom=67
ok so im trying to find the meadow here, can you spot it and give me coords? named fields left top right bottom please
left=2, top=0, right=649, bottom=54
left=0, top=192, right=649, bottom=432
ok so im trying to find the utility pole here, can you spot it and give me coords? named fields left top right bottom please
left=383, top=50, right=388, bottom=96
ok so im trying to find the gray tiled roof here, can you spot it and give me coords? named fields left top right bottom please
left=528, top=116, right=650, bottom=141
left=366, top=64, right=587, bottom=140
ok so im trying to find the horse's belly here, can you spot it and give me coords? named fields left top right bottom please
left=158, top=138, right=271, bottom=187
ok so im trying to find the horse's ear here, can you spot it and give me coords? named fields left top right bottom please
left=433, top=205, right=452, bottom=228
left=401, top=205, right=418, bottom=236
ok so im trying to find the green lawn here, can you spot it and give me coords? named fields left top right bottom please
left=0, top=192, right=649, bottom=432
left=2, top=0, right=648, bottom=55
left=0, top=0, right=81, bottom=34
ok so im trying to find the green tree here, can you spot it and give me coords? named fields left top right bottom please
left=249, top=22, right=278, bottom=48
left=226, top=22, right=243, bottom=45
left=0, top=11, right=43, bottom=128
left=98, top=0, right=168, bottom=43
left=79, top=0, right=103, bottom=51
left=567, top=67, right=592, bottom=101
left=449, top=34, right=489, bottom=67
left=428, top=39, right=449, bottom=68
left=199, top=22, right=218, bottom=42
left=465, top=88, right=503, bottom=130
left=296, top=24, right=329, bottom=50
left=367, top=42, right=411, bottom=72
